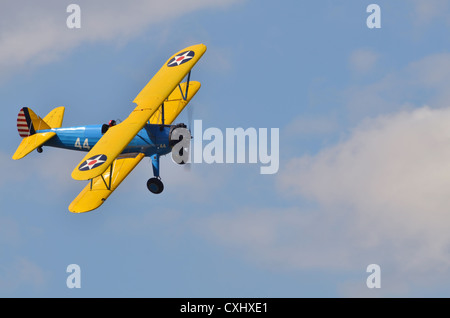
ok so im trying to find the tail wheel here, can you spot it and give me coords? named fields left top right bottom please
left=147, top=177, right=164, bottom=194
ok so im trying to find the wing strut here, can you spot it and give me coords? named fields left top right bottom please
left=159, top=69, right=191, bottom=129
left=178, top=70, right=191, bottom=101
left=89, top=163, right=114, bottom=191
left=98, top=164, right=113, bottom=190
left=161, top=70, right=190, bottom=129
left=160, top=102, right=165, bottom=130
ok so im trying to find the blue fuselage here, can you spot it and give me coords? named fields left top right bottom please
left=39, top=123, right=173, bottom=157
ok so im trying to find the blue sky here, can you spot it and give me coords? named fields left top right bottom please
left=2, top=0, right=450, bottom=297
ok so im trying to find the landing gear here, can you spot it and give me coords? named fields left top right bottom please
left=37, top=146, right=43, bottom=153
left=147, top=177, right=164, bottom=194
left=147, top=154, right=163, bottom=194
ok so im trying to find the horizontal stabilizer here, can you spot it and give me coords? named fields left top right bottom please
left=43, top=106, right=65, bottom=128
left=12, top=132, right=56, bottom=160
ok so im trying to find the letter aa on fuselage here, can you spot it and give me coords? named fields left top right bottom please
left=38, top=124, right=172, bottom=157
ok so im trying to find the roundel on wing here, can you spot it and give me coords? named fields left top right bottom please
left=167, top=50, right=195, bottom=67
left=78, top=154, right=108, bottom=171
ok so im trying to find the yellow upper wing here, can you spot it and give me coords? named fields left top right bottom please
left=133, top=44, right=206, bottom=110
left=71, top=44, right=207, bottom=181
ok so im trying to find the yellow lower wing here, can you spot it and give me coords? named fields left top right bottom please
left=69, top=153, right=145, bottom=213
left=12, top=132, right=56, bottom=160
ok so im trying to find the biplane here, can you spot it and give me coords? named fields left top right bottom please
left=12, top=44, right=206, bottom=213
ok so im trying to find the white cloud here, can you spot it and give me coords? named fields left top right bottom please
left=344, top=52, right=450, bottom=121
left=282, top=106, right=450, bottom=291
left=0, top=0, right=240, bottom=75
left=196, top=106, right=450, bottom=295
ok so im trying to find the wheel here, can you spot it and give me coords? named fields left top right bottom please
left=147, top=177, right=164, bottom=194
left=37, top=146, right=43, bottom=153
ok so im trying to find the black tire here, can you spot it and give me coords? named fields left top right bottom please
left=147, top=177, right=164, bottom=194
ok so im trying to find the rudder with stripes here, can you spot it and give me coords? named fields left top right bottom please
left=16, top=107, right=51, bottom=138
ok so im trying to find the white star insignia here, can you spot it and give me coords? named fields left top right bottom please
left=79, top=155, right=106, bottom=170
left=168, top=51, right=193, bottom=67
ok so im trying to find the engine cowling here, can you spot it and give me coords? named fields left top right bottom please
left=168, top=123, right=191, bottom=164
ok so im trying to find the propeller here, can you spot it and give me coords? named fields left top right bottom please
left=187, top=100, right=194, bottom=132
left=184, top=102, right=195, bottom=171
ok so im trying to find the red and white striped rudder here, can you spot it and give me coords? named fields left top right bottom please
left=17, top=108, right=34, bottom=137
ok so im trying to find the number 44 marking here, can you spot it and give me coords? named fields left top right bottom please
left=75, top=138, right=90, bottom=150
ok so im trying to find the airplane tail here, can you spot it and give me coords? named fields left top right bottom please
left=13, top=107, right=65, bottom=160
left=16, top=107, right=64, bottom=137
